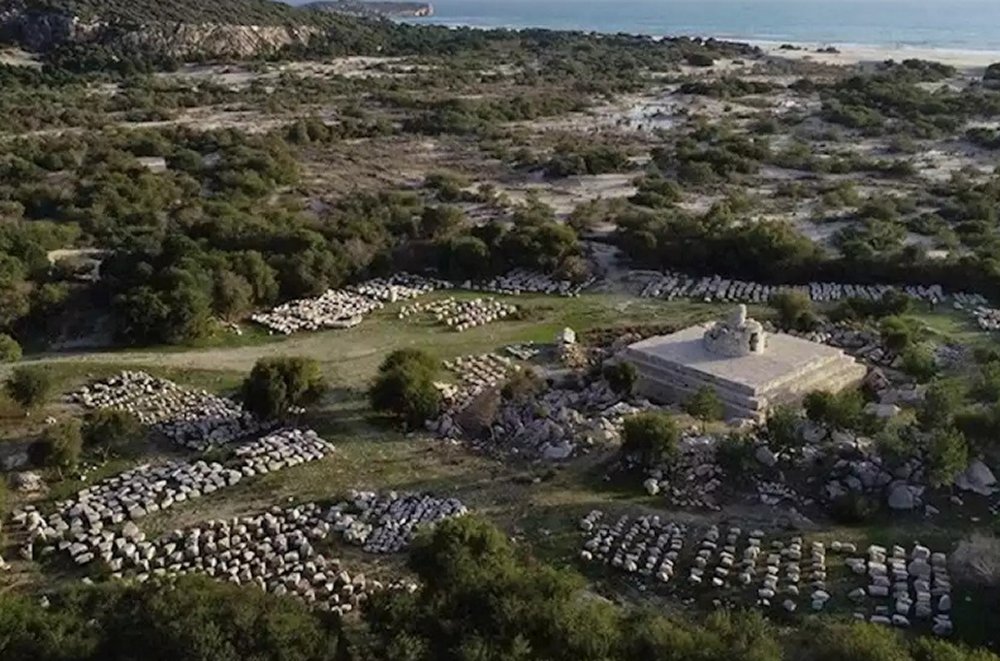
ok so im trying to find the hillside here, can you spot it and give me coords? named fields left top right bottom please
left=0, top=0, right=373, bottom=58
left=304, top=0, right=432, bottom=18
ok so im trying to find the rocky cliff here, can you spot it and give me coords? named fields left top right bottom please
left=0, top=1, right=328, bottom=57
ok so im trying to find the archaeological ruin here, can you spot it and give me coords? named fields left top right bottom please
left=625, top=305, right=867, bottom=421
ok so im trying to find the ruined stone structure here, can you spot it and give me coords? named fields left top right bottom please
left=625, top=307, right=866, bottom=421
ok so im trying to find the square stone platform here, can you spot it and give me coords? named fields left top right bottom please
left=625, top=324, right=866, bottom=421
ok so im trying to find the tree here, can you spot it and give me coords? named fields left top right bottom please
left=765, top=404, right=800, bottom=453
left=770, top=290, right=819, bottom=332
left=806, top=620, right=911, bottom=661
left=804, top=389, right=864, bottom=430
left=366, top=516, right=626, bottom=661
left=902, top=343, right=938, bottom=382
left=32, top=420, right=82, bottom=471
left=926, top=427, right=969, bottom=488
left=918, top=380, right=965, bottom=431
left=880, top=316, right=916, bottom=353
left=0, top=333, right=21, bottom=363
left=603, top=362, right=637, bottom=396
left=684, top=386, right=724, bottom=429
left=621, top=411, right=680, bottom=466
left=4, top=366, right=52, bottom=413
left=82, top=409, right=143, bottom=454
left=241, top=357, right=327, bottom=419
left=370, top=349, right=442, bottom=428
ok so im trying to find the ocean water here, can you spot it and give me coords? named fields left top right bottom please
left=403, top=0, right=1000, bottom=51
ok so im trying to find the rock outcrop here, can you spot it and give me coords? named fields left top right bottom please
left=0, top=1, right=330, bottom=58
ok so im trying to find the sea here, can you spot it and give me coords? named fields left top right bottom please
left=400, top=0, right=1000, bottom=52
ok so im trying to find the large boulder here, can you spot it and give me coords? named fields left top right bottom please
left=954, top=460, right=997, bottom=496
left=754, top=445, right=778, bottom=468
left=887, top=482, right=916, bottom=510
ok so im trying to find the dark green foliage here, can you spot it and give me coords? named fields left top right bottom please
left=925, top=427, right=969, bottom=488
left=832, top=291, right=913, bottom=322
left=82, top=409, right=144, bottom=453
left=241, top=357, right=327, bottom=419
left=32, top=419, right=83, bottom=470
left=770, top=290, right=819, bottom=331
left=629, top=174, right=682, bottom=208
left=827, top=492, right=878, bottom=524
left=621, top=411, right=679, bottom=466
left=677, top=77, right=776, bottom=98
left=602, top=361, right=637, bottom=396
left=684, top=52, right=715, bottom=67
left=684, top=385, right=724, bottom=425
left=0, top=332, right=21, bottom=362
left=765, top=404, right=800, bottom=453
left=544, top=143, right=632, bottom=177
left=369, top=349, right=441, bottom=428
left=0, top=576, right=341, bottom=661
left=715, top=434, right=756, bottom=481
left=803, top=389, right=865, bottom=431
left=804, top=620, right=912, bottom=661
left=4, top=366, right=52, bottom=411
left=364, top=515, right=794, bottom=661
left=902, top=343, right=939, bottom=382
left=918, top=380, right=966, bottom=431
left=879, top=316, right=917, bottom=353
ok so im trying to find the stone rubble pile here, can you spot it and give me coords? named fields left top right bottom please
left=252, top=274, right=449, bottom=335
left=69, top=371, right=265, bottom=451
left=645, top=435, right=723, bottom=510
left=470, top=269, right=591, bottom=297
left=578, top=511, right=687, bottom=583
left=482, top=383, right=641, bottom=460
left=505, top=343, right=540, bottom=360
left=231, top=429, right=335, bottom=477
left=579, top=512, right=955, bottom=635
left=399, top=296, right=518, bottom=332
left=845, top=543, right=953, bottom=634
left=435, top=353, right=516, bottom=417
left=972, top=306, right=1000, bottom=332
left=638, top=272, right=949, bottom=306
left=326, top=491, right=469, bottom=554
left=11, top=429, right=335, bottom=563
left=77, top=502, right=404, bottom=615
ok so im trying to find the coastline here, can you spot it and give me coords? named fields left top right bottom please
left=404, top=17, right=1000, bottom=72
left=750, top=40, right=1000, bottom=73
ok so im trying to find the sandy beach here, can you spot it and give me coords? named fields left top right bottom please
left=753, top=40, right=1000, bottom=74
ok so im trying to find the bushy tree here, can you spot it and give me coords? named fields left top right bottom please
left=621, top=411, right=680, bottom=466
left=925, top=427, right=969, bottom=488
left=241, top=357, right=327, bottom=419
left=369, top=349, right=441, bottom=428
left=82, top=409, right=143, bottom=453
left=602, top=362, right=637, bottom=396
left=0, top=333, right=21, bottom=363
left=805, top=620, right=910, bottom=661
left=770, top=290, right=819, bottom=331
left=902, top=343, right=938, bottom=382
left=4, top=366, right=52, bottom=413
left=765, top=404, right=800, bottom=453
left=803, top=389, right=865, bottom=430
left=880, top=316, right=916, bottom=353
left=32, top=419, right=83, bottom=471
left=918, top=380, right=965, bottom=431
left=684, top=386, right=724, bottom=427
